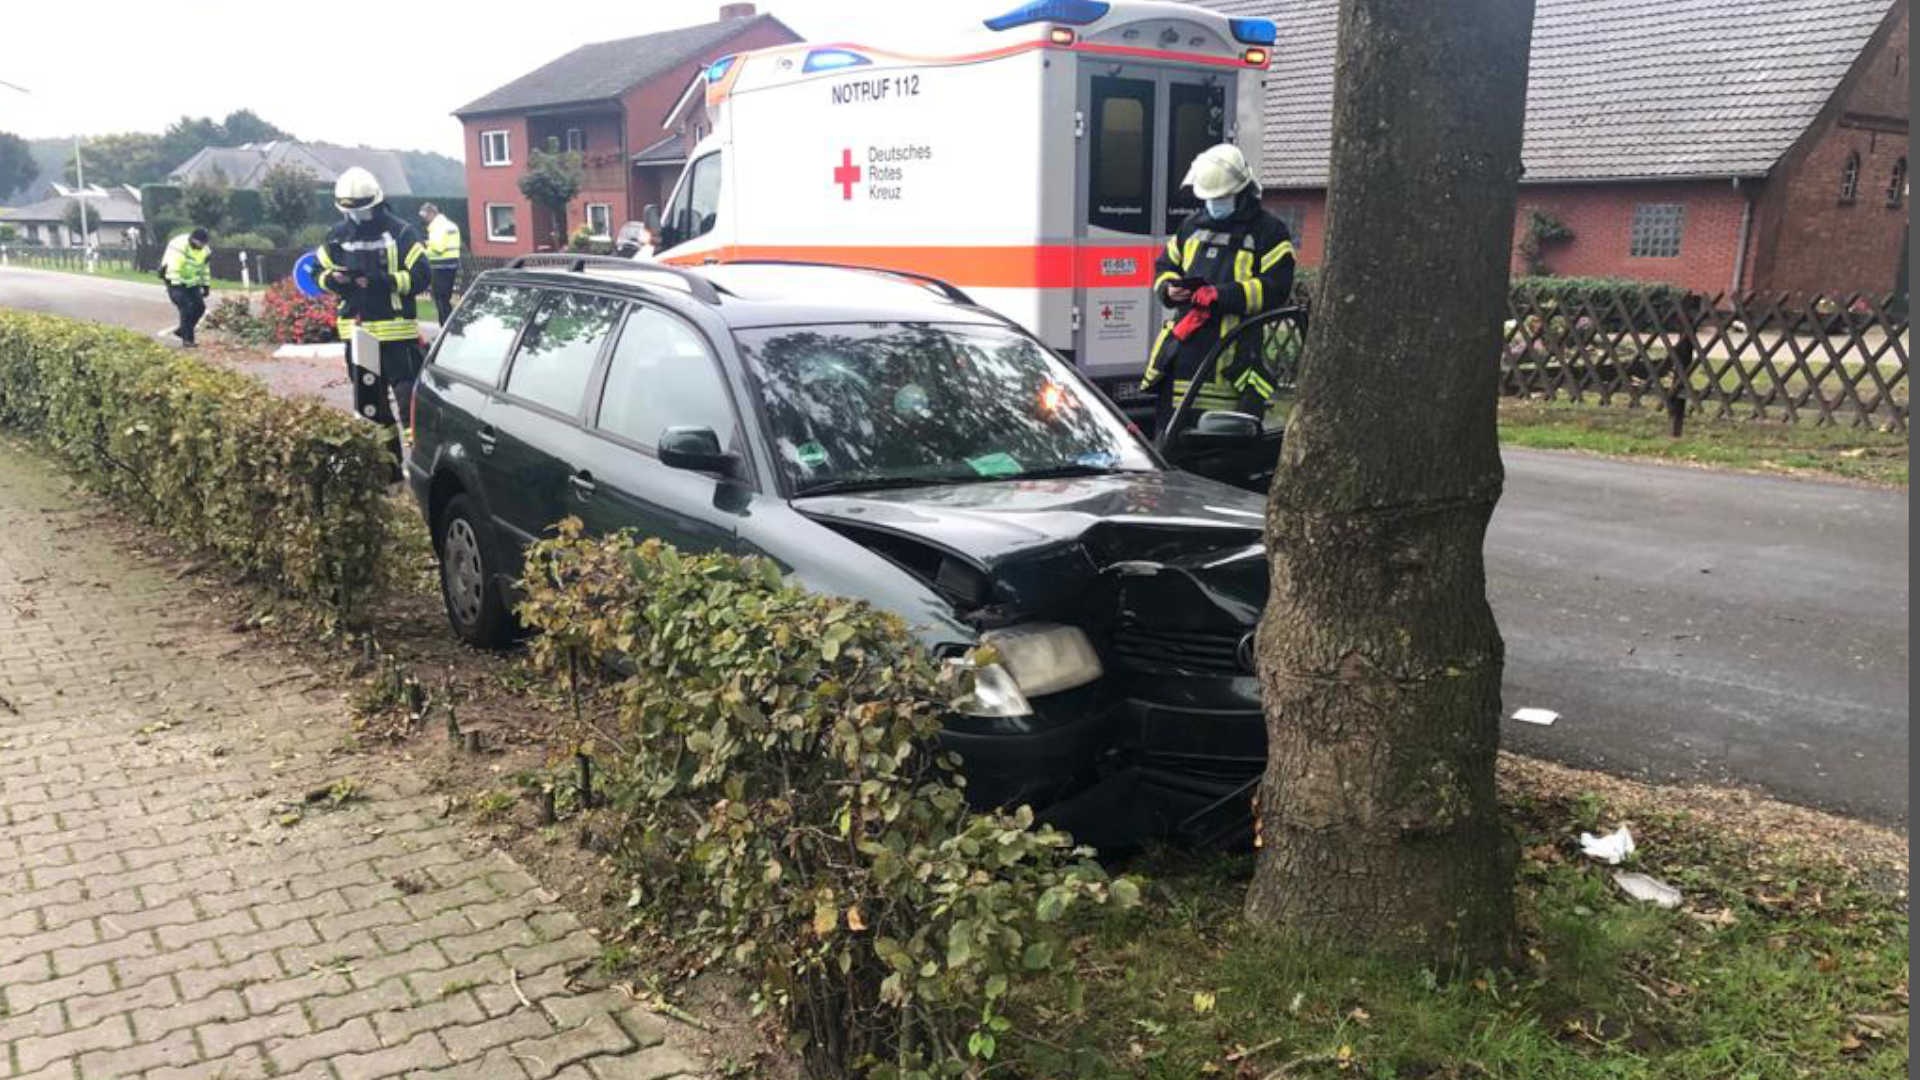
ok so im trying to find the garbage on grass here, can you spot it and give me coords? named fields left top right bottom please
left=1613, top=871, right=1682, bottom=909
left=1578, top=825, right=1636, bottom=864
left=1511, top=707, right=1560, bottom=726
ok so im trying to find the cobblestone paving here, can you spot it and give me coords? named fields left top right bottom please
left=0, top=446, right=706, bottom=1079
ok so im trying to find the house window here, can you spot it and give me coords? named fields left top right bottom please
left=565, top=128, right=585, bottom=153
left=1840, top=151, right=1860, bottom=203
left=585, top=203, right=612, bottom=239
left=1888, top=157, right=1906, bottom=208
left=480, top=130, right=512, bottom=167
left=1270, top=203, right=1306, bottom=248
left=1628, top=203, right=1685, bottom=258
left=485, top=203, right=518, bottom=242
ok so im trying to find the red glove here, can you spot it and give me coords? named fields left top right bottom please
left=1171, top=305, right=1213, bottom=341
left=1191, top=284, right=1218, bottom=308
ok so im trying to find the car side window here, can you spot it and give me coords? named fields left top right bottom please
left=596, top=306, right=736, bottom=451
left=665, top=153, right=722, bottom=244
left=431, top=285, right=536, bottom=384
left=502, top=290, right=623, bottom=415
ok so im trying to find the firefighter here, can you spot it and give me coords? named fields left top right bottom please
left=1142, top=143, right=1296, bottom=436
left=159, top=227, right=212, bottom=347
left=418, top=202, right=462, bottom=322
left=313, top=167, right=430, bottom=472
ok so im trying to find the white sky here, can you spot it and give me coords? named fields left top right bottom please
left=0, top=1, right=995, bottom=159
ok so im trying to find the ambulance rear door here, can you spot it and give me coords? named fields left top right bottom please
left=1073, top=65, right=1230, bottom=391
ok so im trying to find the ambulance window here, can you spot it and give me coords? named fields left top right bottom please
left=1166, top=83, right=1227, bottom=223
left=1089, top=77, right=1154, bottom=235
left=668, top=153, right=723, bottom=244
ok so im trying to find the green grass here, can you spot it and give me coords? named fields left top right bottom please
left=3, top=256, right=250, bottom=291
left=1499, top=400, right=1909, bottom=486
left=1006, top=783, right=1908, bottom=1079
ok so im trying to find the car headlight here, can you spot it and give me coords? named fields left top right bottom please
left=984, top=623, right=1103, bottom=697
left=945, top=624, right=1103, bottom=718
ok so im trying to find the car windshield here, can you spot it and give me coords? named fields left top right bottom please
left=735, top=322, right=1156, bottom=495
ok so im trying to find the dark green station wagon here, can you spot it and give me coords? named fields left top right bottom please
left=407, top=257, right=1282, bottom=846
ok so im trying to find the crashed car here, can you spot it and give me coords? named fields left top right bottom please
left=407, top=258, right=1286, bottom=846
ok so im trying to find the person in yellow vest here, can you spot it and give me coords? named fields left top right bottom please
left=158, top=227, right=212, bottom=347
left=419, top=203, right=462, bottom=323
left=1142, top=144, right=1296, bottom=437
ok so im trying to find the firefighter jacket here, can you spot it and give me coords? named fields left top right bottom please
left=313, top=206, right=430, bottom=342
left=424, top=214, right=462, bottom=268
left=1142, top=196, right=1296, bottom=412
left=160, top=233, right=211, bottom=288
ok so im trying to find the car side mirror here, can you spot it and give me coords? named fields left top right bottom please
left=658, top=426, right=737, bottom=477
left=642, top=204, right=662, bottom=234
left=1190, top=410, right=1261, bottom=439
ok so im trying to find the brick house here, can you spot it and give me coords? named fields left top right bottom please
left=453, top=5, right=800, bottom=256
left=1206, top=0, right=1909, bottom=298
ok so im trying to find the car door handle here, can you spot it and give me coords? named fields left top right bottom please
left=475, top=425, right=496, bottom=454
left=569, top=472, right=596, bottom=499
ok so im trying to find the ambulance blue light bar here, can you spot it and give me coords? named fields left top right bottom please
left=705, top=55, right=737, bottom=83
left=803, top=48, right=872, bottom=73
left=1229, top=18, right=1278, bottom=46
left=983, top=0, right=1111, bottom=32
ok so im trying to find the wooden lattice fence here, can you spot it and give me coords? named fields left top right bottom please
left=1502, top=288, right=1909, bottom=430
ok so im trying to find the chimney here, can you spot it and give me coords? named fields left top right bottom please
left=719, top=3, right=755, bottom=18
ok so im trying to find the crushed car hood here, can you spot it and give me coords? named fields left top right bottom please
left=792, top=470, right=1268, bottom=622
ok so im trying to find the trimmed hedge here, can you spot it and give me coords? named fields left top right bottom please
left=517, top=521, right=1136, bottom=1078
left=0, top=311, right=398, bottom=625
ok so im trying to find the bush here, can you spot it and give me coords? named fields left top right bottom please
left=292, top=224, right=331, bottom=250
left=0, top=311, right=398, bottom=624
left=517, top=521, right=1137, bottom=1078
left=1511, top=275, right=1694, bottom=330
left=259, top=279, right=337, bottom=343
left=215, top=231, right=278, bottom=252
left=201, top=294, right=271, bottom=344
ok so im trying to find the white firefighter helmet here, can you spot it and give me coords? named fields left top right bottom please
left=333, top=167, right=384, bottom=212
left=1183, top=143, right=1258, bottom=199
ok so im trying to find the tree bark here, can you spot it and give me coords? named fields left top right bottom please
left=1246, top=0, right=1535, bottom=966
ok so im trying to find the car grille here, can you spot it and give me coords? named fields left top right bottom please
left=1111, top=623, right=1248, bottom=676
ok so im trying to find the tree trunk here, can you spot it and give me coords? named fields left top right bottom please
left=1246, top=0, right=1534, bottom=966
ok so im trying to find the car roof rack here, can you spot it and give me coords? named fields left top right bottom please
left=505, top=253, right=722, bottom=305
left=718, top=259, right=977, bottom=307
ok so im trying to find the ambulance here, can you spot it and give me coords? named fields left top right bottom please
left=644, top=0, right=1277, bottom=409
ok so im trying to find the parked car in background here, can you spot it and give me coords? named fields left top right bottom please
left=406, top=257, right=1274, bottom=845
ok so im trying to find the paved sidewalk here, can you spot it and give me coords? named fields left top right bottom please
left=0, top=445, right=704, bottom=1079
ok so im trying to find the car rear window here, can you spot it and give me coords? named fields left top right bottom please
left=432, top=284, right=536, bottom=385
left=503, top=291, right=624, bottom=415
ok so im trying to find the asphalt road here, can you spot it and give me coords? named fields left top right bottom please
left=3, top=266, right=1909, bottom=824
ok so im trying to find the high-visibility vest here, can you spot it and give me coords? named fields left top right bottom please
left=425, top=215, right=462, bottom=266
left=161, top=233, right=211, bottom=287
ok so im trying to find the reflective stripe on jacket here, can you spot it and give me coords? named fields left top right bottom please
left=1142, top=198, right=1296, bottom=402
left=161, top=234, right=211, bottom=287
left=313, top=207, right=430, bottom=342
left=425, top=215, right=462, bottom=266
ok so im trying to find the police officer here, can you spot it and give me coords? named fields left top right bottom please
left=312, top=167, right=430, bottom=470
left=418, top=202, right=462, bottom=322
left=159, top=227, right=212, bottom=347
left=1142, top=143, right=1296, bottom=436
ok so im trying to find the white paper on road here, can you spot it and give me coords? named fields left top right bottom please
left=1511, top=707, right=1560, bottom=726
left=273, top=343, right=346, bottom=360
left=1613, top=871, right=1682, bottom=908
left=1578, top=826, right=1636, bottom=864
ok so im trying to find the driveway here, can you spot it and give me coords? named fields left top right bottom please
left=4, top=266, right=1909, bottom=825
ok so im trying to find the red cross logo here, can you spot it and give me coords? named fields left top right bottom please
left=833, top=148, right=862, bottom=200
left=1101, top=305, right=1114, bottom=320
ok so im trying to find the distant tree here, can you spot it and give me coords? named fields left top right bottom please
left=63, top=132, right=170, bottom=187
left=0, top=132, right=38, bottom=200
left=518, top=137, right=583, bottom=247
left=260, top=163, right=321, bottom=235
left=159, top=115, right=226, bottom=171
left=62, top=198, right=92, bottom=245
left=220, top=109, right=293, bottom=146
left=180, top=169, right=230, bottom=231
left=0, top=224, right=16, bottom=243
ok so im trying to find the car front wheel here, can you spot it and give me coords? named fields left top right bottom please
left=437, top=494, right=511, bottom=649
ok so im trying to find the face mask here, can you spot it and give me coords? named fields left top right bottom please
left=1205, top=195, right=1237, bottom=220
left=341, top=206, right=374, bottom=224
